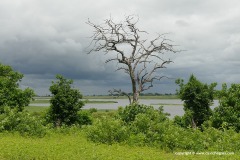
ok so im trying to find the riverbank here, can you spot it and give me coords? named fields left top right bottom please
left=33, top=95, right=179, bottom=100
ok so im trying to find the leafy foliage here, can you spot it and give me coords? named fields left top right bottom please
left=118, top=103, right=169, bottom=123
left=0, top=107, right=46, bottom=137
left=77, top=110, right=93, bottom=126
left=86, top=103, right=240, bottom=153
left=47, top=75, right=84, bottom=127
left=87, top=103, right=170, bottom=145
left=0, top=63, right=34, bottom=112
left=175, top=74, right=217, bottom=128
left=210, top=83, right=240, bottom=132
left=86, top=117, right=129, bottom=144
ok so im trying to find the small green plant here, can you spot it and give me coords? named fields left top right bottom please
left=77, top=110, right=92, bottom=126
left=0, top=107, right=46, bottom=137
left=86, top=117, right=129, bottom=144
left=118, top=103, right=169, bottom=123
left=88, top=108, right=97, bottom=113
left=91, top=110, right=117, bottom=120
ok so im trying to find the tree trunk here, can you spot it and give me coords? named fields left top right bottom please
left=133, top=91, right=139, bottom=103
left=129, top=65, right=138, bottom=104
left=131, top=76, right=138, bottom=103
left=191, top=118, right=197, bottom=129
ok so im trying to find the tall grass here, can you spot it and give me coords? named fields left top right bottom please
left=0, top=131, right=238, bottom=160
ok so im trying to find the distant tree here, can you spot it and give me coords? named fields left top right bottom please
left=47, top=75, right=84, bottom=127
left=175, top=74, right=217, bottom=128
left=210, top=83, right=240, bottom=132
left=0, top=63, right=34, bottom=113
left=87, top=15, right=179, bottom=104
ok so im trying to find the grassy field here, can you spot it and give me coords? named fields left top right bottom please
left=0, top=131, right=238, bottom=160
left=30, top=98, right=119, bottom=104
left=30, top=99, right=50, bottom=103
left=85, top=100, right=118, bottom=104
left=150, top=103, right=183, bottom=106
left=25, top=106, right=49, bottom=113
left=25, top=106, right=117, bottom=113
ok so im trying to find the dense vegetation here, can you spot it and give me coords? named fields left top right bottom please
left=46, top=75, right=85, bottom=127
left=175, top=75, right=217, bottom=128
left=0, top=63, right=34, bottom=112
left=0, top=63, right=240, bottom=159
left=209, top=83, right=240, bottom=132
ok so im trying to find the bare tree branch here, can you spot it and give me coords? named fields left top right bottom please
left=87, top=15, right=180, bottom=103
left=108, top=89, right=132, bottom=104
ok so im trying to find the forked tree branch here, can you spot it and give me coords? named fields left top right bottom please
left=87, top=15, right=180, bottom=103
left=108, top=89, right=132, bottom=104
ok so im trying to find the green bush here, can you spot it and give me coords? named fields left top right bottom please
left=86, top=108, right=240, bottom=152
left=176, top=75, right=217, bottom=128
left=91, top=110, right=117, bottom=120
left=118, top=103, right=169, bottom=123
left=130, top=113, right=152, bottom=134
left=47, top=75, right=84, bottom=127
left=0, top=107, right=46, bottom=137
left=88, top=108, right=97, bottom=113
left=210, top=83, right=240, bottom=132
left=85, top=102, right=240, bottom=152
left=173, top=110, right=193, bottom=128
left=77, top=110, right=93, bottom=126
left=0, top=63, right=34, bottom=113
left=86, top=117, right=129, bottom=144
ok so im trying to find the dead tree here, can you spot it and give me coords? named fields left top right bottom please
left=87, top=15, right=178, bottom=104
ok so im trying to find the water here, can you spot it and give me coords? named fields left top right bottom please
left=83, top=99, right=219, bottom=118
left=30, top=99, right=219, bottom=118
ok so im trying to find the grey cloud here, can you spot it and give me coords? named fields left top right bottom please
left=1, top=0, right=240, bottom=95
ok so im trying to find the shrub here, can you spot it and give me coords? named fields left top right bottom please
left=86, top=117, right=129, bottom=144
left=176, top=74, right=217, bottom=128
left=118, top=103, right=169, bottom=123
left=0, top=63, right=34, bottom=113
left=88, top=108, right=97, bottom=113
left=47, top=75, right=84, bottom=127
left=173, top=110, right=193, bottom=128
left=91, top=110, right=117, bottom=120
left=130, top=113, right=152, bottom=134
left=0, top=107, right=46, bottom=137
left=210, top=83, right=240, bottom=132
left=77, top=110, right=92, bottom=126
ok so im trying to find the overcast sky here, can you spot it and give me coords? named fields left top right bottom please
left=0, top=0, right=240, bottom=96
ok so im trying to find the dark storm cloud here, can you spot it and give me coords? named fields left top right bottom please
left=0, top=0, right=240, bottom=95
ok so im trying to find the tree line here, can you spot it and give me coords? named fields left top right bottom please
left=0, top=15, right=240, bottom=138
left=1, top=62, right=240, bottom=132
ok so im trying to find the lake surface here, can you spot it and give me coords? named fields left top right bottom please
left=83, top=99, right=219, bottom=118
left=30, top=99, right=219, bottom=118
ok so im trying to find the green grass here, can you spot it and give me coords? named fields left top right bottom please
left=139, top=95, right=179, bottom=99
left=25, top=106, right=116, bottom=114
left=85, top=100, right=118, bottom=104
left=25, top=106, right=49, bottom=113
left=0, top=131, right=238, bottom=160
left=31, top=99, right=50, bottom=103
left=31, top=99, right=118, bottom=104
left=150, top=103, right=183, bottom=106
